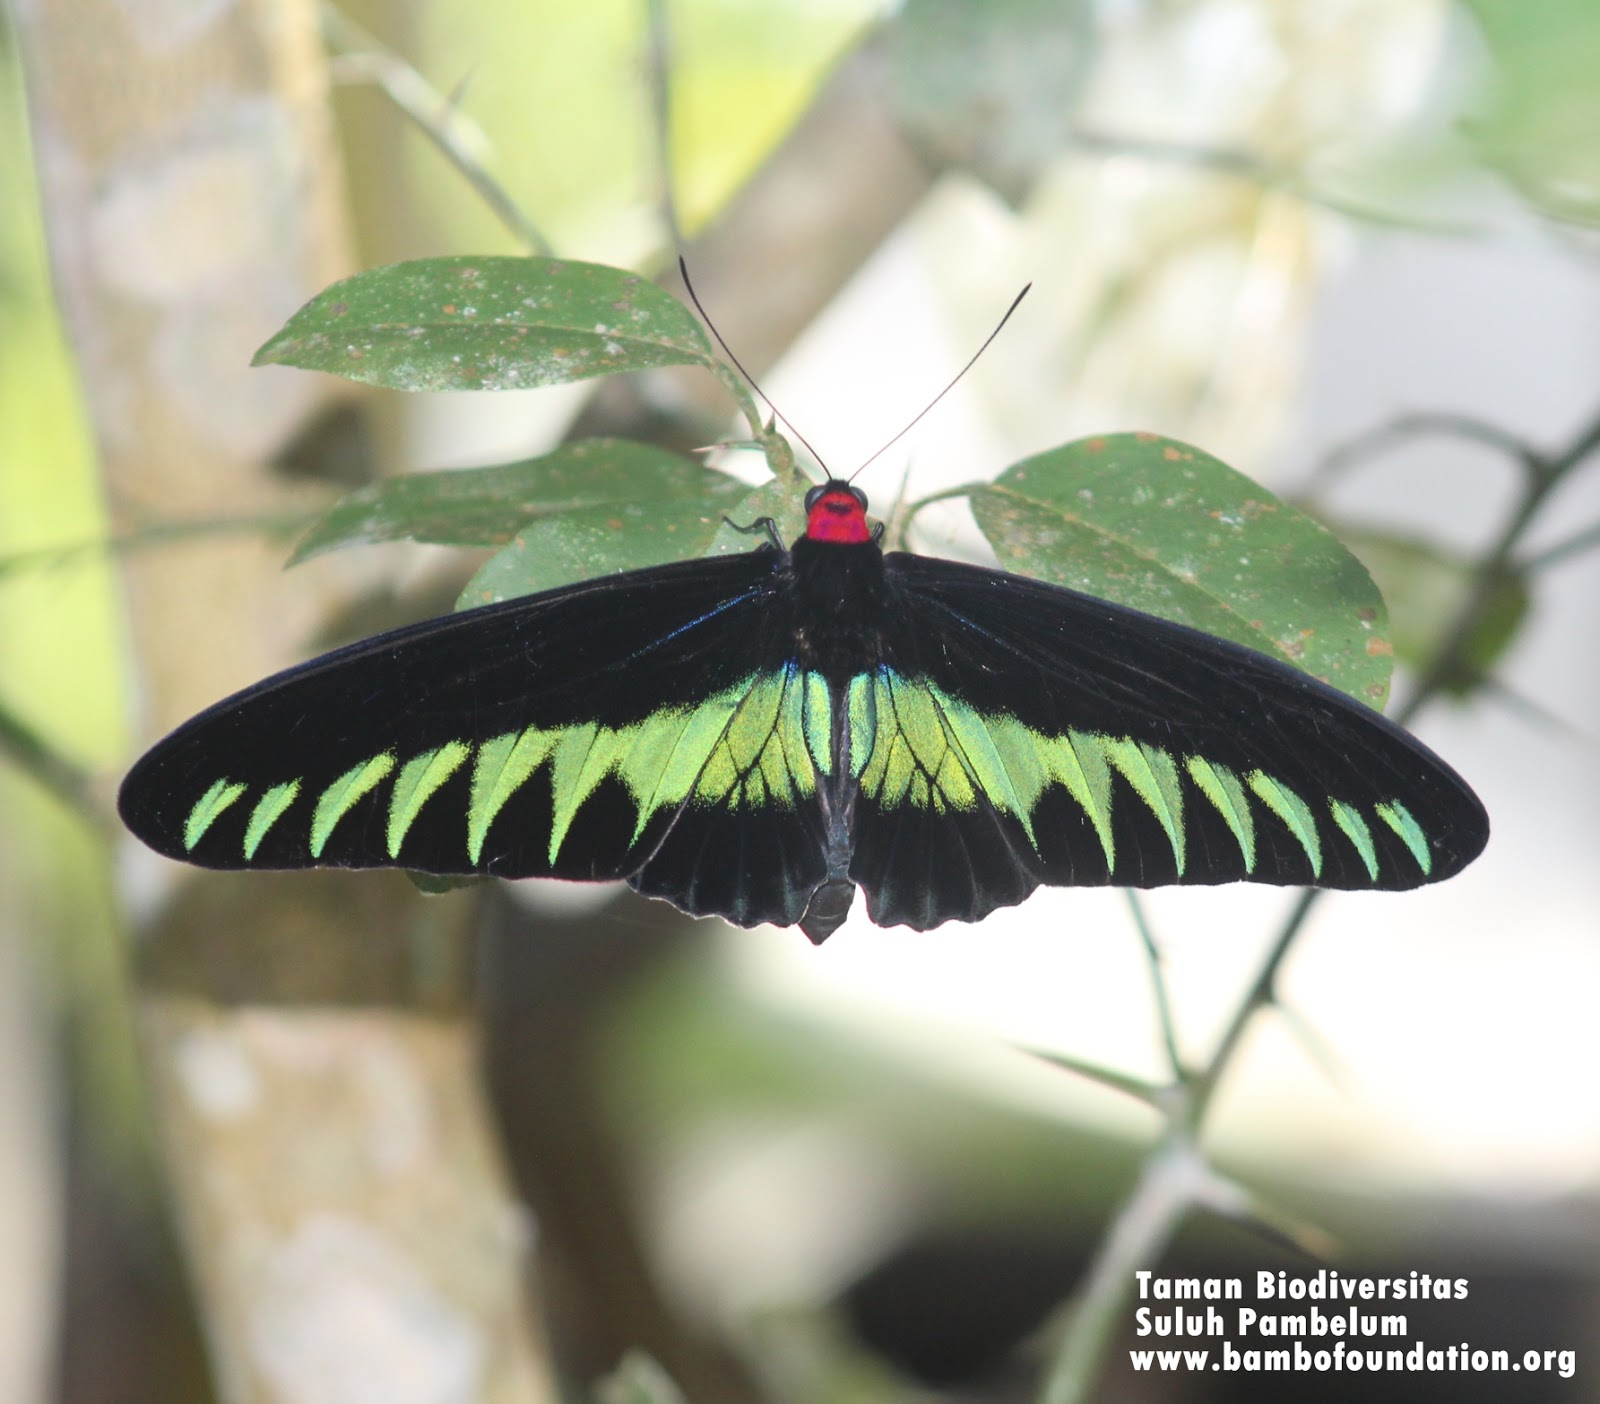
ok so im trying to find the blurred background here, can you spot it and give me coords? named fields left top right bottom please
left=2, top=1, right=1598, bottom=1400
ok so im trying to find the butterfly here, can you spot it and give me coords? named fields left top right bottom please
left=117, top=474, right=1489, bottom=943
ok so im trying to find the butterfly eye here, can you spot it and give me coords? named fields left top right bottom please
left=804, top=481, right=868, bottom=512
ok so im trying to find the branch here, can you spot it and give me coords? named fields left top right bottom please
left=1064, top=127, right=1482, bottom=237
left=0, top=512, right=314, bottom=583
left=1040, top=1132, right=1204, bottom=1404
left=321, top=5, right=553, bottom=256
left=1125, top=891, right=1185, bottom=1083
left=0, top=699, right=102, bottom=825
left=1308, top=411, right=1538, bottom=492
left=643, top=0, right=684, bottom=250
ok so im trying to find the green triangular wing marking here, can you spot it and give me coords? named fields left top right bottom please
left=1051, top=731, right=1117, bottom=870
left=1375, top=800, right=1432, bottom=876
left=245, top=781, right=301, bottom=860
left=311, top=755, right=396, bottom=858
left=1328, top=799, right=1379, bottom=881
left=621, top=710, right=705, bottom=844
left=613, top=677, right=779, bottom=840
left=933, top=697, right=1040, bottom=843
left=546, top=722, right=610, bottom=859
left=1186, top=756, right=1256, bottom=873
left=1246, top=771, right=1322, bottom=878
left=678, top=691, right=758, bottom=804
left=648, top=688, right=745, bottom=809
left=387, top=743, right=470, bottom=858
left=900, top=672, right=1007, bottom=812
left=185, top=778, right=247, bottom=851
left=984, top=714, right=1053, bottom=820
left=469, top=729, right=561, bottom=864
left=456, top=670, right=828, bottom=870
left=1103, top=738, right=1186, bottom=876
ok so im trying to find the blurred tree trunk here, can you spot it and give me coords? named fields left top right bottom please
left=10, top=2, right=553, bottom=1400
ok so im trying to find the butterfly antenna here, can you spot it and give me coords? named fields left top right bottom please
left=678, top=257, right=830, bottom=478
left=848, top=283, right=1031, bottom=484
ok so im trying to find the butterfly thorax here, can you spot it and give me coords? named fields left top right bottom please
left=785, top=536, right=891, bottom=684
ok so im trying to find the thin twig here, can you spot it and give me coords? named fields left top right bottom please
left=1393, top=406, right=1600, bottom=723
left=1124, top=891, right=1185, bottom=1083
left=1065, top=127, right=1483, bottom=237
left=0, top=699, right=103, bottom=825
left=1475, top=677, right=1590, bottom=741
left=1308, top=411, right=1538, bottom=492
left=320, top=4, right=553, bottom=256
left=1040, top=1131, right=1202, bottom=1404
left=1271, top=1001, right=1351, bottom=1096
left=0, top=511, right=315, bottom=582
left=0, top=509, right=313, bottom=817
left=897, top=479, right=995, bottom=544
left=1526, top=517, right=1600, bottom=573
left=1021, top=1046, right=1168, bottom=1110
left=644, top=0, right=684, bottom=250
left=1190, top=889, right=1320, bottom=1123
left=1190, top=1168, right=1341, bottom=1261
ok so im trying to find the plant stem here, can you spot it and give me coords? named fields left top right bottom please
left=1125, top=891, right=1185, bottom=1082
left=1310, top=412, right=1537, bottom=491
left=321, top=5, right=553, bottom=256
left=1398, top=399, right=1600, bottom=724
left=0, top=701, right=103, bottom=824
left=644, top=0, right=684, bottom=251
left=1040, top=1130, right=1202, bottom=1404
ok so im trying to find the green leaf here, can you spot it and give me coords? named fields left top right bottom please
left=406, top=871, right=479, bottom=897
left=885, top=0, right=1095, bottom=202
left=254, top=256, right=716, bottom=392
left=1339, top=527, right=1528, bottom=698
left=1459, top=0, right=1600, bottom=226
left=292, top=439, right=735, bottom=562
left=457, top=446, right=752, bottom=604
left=970, top=433, right=1394, bottom=708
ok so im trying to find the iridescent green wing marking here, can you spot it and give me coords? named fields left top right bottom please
left=118, top=549, right=833, bottom=930
left=841, top=554, right=1487, bottom=930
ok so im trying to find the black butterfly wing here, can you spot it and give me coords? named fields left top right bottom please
left=845, top=553, right=1488, bottom=929
left=118, top=548, right=833, bottom=930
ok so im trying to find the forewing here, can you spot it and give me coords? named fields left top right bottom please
left=119, top=549, right=829, bottom=928
left=847, top=554, right=1488, bottom=929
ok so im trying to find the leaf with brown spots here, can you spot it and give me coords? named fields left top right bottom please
left=254, top=257, right=716, bottom=392
left=969, top=432, right=1394, bottom=708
